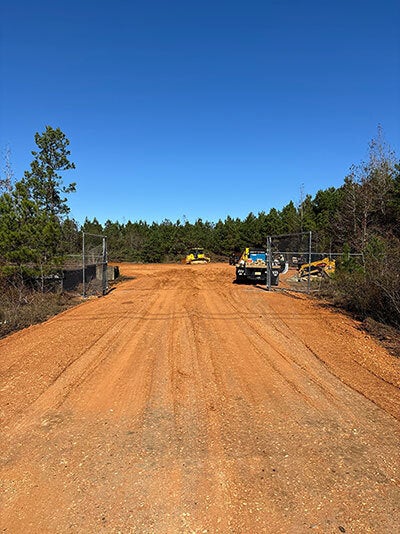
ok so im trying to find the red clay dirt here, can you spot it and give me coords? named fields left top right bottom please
left=1, top=263, right=399, bottom=533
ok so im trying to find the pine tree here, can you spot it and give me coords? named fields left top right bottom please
left=23, top=126, right=75, bottom=217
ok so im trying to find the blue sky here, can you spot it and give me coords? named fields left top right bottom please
left=1, top=0, right=399, bottom=225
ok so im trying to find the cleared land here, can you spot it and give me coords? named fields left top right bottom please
left=1, top=263, right=399, bottom=533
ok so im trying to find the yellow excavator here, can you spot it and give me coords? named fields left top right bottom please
left=185, top=248, right=211, bottom=264
left=298, top=256, right=335, bottom=279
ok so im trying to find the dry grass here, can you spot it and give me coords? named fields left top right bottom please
left=0, top=283, right=80, bottom=339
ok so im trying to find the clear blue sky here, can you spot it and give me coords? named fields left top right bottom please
left=1, top=0, right=399, bottom=225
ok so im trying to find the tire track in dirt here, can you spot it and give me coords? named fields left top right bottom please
left=0, top=273, right=166, bottom=427
left=4, top=284, right=164, bottom=434
left=103, top=276, right=237, bottom=533
left=175, top=271, right=341, bottom=530
left=171, top=293, right=235, bottom=533
left=200, top=286, right=326, bottom=414
left=266, top=291, right=400, bottom=419
left=221, top=280, right=400, bottom=421
left=269, top=292, right=400, bottom=390
left=60, top=287, right=174, bottom=419
left=190, top=267, right=400, bottom=531
left=216, top=285, right=360, bottom=419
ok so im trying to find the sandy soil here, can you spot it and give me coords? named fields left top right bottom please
left=1, top=263, right=399, bottom=533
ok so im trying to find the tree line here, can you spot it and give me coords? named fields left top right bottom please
left=1, top=125, right=399, bottom=325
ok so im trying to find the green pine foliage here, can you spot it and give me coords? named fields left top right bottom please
left=0, top=126, right=76, bottom=284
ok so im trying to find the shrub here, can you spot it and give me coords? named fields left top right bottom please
left=330, top=237, right=400, bottom=327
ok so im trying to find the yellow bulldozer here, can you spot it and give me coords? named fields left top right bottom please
left=185, top=248, right=211, bottom=264
left=298, top=256, right=335, bottom=279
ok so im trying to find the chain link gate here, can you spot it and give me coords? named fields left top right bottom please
left=81, top=232, right=108, bottom=298
left=266, top=231, right=313, bottom=292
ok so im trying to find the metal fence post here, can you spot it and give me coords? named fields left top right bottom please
left=102, top=236, right=108, bottom=296
left=82, top=232, right=86, bottom=298
left=307, top=230, right=312, bottom=294
left=266, top=236, right=272, bottom=290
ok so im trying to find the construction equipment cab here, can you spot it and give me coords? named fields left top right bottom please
left=185, top=248, right=211, bottom=264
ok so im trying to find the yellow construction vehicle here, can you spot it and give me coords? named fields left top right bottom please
left=298, top=256, right=335, bottom=279
left=185, top=248, right=211, bottom=264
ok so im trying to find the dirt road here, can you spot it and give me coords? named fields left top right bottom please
left=1, top=263, right=399, bottom=533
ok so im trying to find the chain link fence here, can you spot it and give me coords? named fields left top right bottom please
left=265, top=232, right=362, bottom=293
left=63, top=233, right=108, bottom=297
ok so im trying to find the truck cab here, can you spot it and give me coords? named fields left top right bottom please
left=235, top=248, right=284, bottom=285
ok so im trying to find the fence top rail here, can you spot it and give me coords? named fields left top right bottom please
left=82, top=232, right=107, bottom=238
left=277, top=251, right=363, bottom=256
left=269, top=231, right=312, bottom=239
